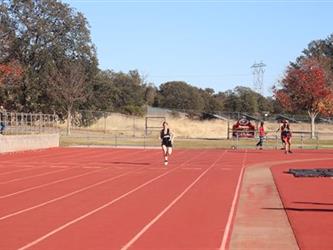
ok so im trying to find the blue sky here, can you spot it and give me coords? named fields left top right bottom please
left=62, top=0, right=333, bottom=96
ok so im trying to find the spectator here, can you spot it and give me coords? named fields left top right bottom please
left=0, top=106, right=6, bottom=135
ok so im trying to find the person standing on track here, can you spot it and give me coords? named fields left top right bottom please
left=256, top=121, right=266, bottom=150
left=160, top=121, right=174, bottom=166
left=281, top=120, right=292, bottom=154
left=276, top=120, right=286, bottom=150
left=0, top=106, right=6, bottom=135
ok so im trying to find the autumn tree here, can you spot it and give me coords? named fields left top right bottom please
left=275, top=58, right=333, bottom=138
left=0, top=61, right=22, bottom=84
left=0, top=1, right=22, bottom=87
left=0, top=61, right=23, bottom=109
left=300, top=36, right=333, bottom=88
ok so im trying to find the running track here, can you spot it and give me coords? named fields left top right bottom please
left=0, top=148, right=332, bottom=249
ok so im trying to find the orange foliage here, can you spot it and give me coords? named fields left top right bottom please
left=0, top=61, right=23, bottom=83
left=318, top=93, right=333, bottom=116
left=276, top=58, right=332, bottom=114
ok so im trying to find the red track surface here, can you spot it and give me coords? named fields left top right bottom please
left=271, top=156, right=333, bottom=250
left=0, top=148, right=332, bottom=249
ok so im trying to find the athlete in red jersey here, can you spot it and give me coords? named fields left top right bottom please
left=256, top=121, right=266, bottom=150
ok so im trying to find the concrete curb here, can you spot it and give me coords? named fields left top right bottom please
left=0, top=133, right=59, bottom=153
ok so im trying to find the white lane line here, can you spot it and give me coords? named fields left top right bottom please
left=182, top=167, right=202, bottom=170
left=17, top=151, right=204, bottom=250
left=121, top=151, right=227, bottom=250
left=0, top=167, right=41, bottom=176
left=0, top=163, right=37, bottom=168
left=0, top=149, right=163, bottom=217
left=0, top=150, right=156, bottom=199
left=0, top=165, right=151, bottom=221
left=0, top=148, right=145, bottom=183
left=0, top=168, right=70, bottom=184
left=220, top=150, right=248, bottom=250
left=0, top=169, right=105, bottom=199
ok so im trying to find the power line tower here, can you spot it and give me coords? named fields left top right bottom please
left=251, top=61, right=266, bottom=95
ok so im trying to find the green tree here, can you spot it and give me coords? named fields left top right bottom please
left=0, top=1, right=14, bottom=63
left=266, top=97, right=282, bottom=114
left=110, top=70, right=146, bottom=115
left=235, top=86, right=259, bottom=114
left=88, top=70, right=117, bottom=111
left=223, top=86, right=259, bottom=114
left=223, top=90, right=242, bottom=112
left=214, top=91, right=227, bottom=109
left=199, top=88, right=223, bottom=113
left=89, top=70, right=147, bottom=115
left=159, top=81, right=205, bottom=112
left=256, top=95, right=273, bottom=113
left=0, top=0, right=98, bottom=114
left=144, top=83, right=158, bottom=106
left=221, top=86, right=275, bottom=116
left=47, top=61, right=88, bottom=135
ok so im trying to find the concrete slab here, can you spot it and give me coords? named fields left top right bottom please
left=229, top=164, right=299, bottom=250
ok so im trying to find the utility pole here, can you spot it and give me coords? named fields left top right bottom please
left=251, top=61, right=266, bottom=96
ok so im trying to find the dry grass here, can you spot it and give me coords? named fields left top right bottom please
left=165, top=117, right=228, bottom=139
left=61, top=113, right=333, bottom=139
left=60, top=113, right=333, bottom=148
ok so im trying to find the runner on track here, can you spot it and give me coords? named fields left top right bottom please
left=281, top=120, right=292, bottom=154
left=276, top=120, right=286, bottom=150
left=160, top=121, right=174, bottom=166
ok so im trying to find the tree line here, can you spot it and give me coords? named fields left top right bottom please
left=1, top=0, right=333, bottom=133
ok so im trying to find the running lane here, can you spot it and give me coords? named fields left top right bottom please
left=0, top=148, right=145, bottom=197
left=271, top=159, right=333, bottom=250
left=0, top=150, right=160, bottom=217
left=123, top=150, right=247, bottom=250
left=0, top=149, right=190, bottom=249
left=17, top=150, right=247, bottom=250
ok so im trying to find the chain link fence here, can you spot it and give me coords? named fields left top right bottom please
left=59, top=108, right=333, bottom=149
left=0, top=112, right=59, bottom=135
left=1, top=108, right=331, bottom=148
